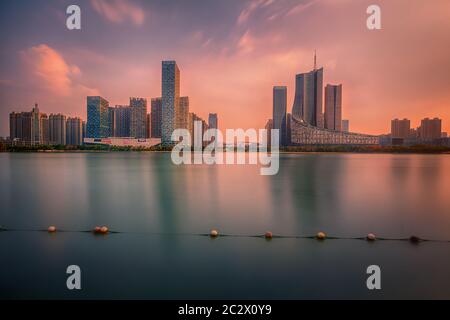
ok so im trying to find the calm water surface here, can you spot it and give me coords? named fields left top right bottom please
left=1, top=152, right=450, bottom=299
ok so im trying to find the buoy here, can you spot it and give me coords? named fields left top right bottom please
left=367, top=233, right=376, bottom=241
left=265, top=231, right=273, bottom=239
left=410, top=235, right=421, bottom=243
left=316, top=232, right=326, bottom=240
left=100, top=226, right=109, bottom=234
left=210, top=229, right=218, bottom=237
left=48, top=226, right=56, bottom=233
left=93, top=226, right=101, bottom=233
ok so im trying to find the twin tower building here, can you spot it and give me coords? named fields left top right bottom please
left=272, top=61, right=345, bottom=146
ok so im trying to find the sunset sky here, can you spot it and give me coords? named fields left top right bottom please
left=1, top=0, right=449, bottom=137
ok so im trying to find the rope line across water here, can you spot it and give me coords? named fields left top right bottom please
left=1, top=226, right=449, bottom=243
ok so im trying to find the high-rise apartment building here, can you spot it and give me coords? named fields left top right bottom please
left=151, top=98, right=162, bottom=138
left=146, top=113, right=151, bottom=138
left=130, top=97, right=147, bottom=139
left=265, top=119, right=273, bottom=148
left=9, top=104, right=49, bottom=145
left=419, top=118, right=442, bottom=140
left=162, top=61, right=180, bottom=144
left=87, top=96, right=109, bottom=138
left=324, top=84, right=342, bottom=131
left=49, top=114, right=66, bottom=145
left=292, top=67, right=323, bottom=128
left=391, top=118, right=411, bottom=138
left=66, top=117, right=83, bottom=145
left=273, top=86, right=287, bottom=146
left=113, top=105, right=131, bottom=137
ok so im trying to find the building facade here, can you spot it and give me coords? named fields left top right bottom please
left=113, top=105, right=131, bottom=137
left=391, top=118, right=411, bottom=138
left=273, top=86, right=287, bottom=146
left=130, top=97, right=147, bottom=139
left=342, top=119, right=349, bottom=132
left=292, top=68, right=323, bottom=128
left=208, top=113, right=218, bottom=130
left=419, top=118, right=442, bottom=140
left=176, top=96, right=189, bottom=130
left=49, top=114, right=66, bottom=145
left=66, top=117, right=83, bottom=145
left=324, top=84, right=342, bottom=131
left=151, top=98, right=162, bottom=138
left=161, top=61, right=180, bottom=144
left=87, top=96, right=109, bottom=138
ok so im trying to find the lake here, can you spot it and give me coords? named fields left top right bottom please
left=1, top=152, right=450, bottom=299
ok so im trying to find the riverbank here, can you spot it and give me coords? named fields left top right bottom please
left=1, top=144, right=450, bottom=154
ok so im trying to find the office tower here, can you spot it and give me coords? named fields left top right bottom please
left=208, top=113, right=218, bottom=130
left=130, top=98, right=147, bottom=139
left=291, top=55, right=323, bottom=127
left=162, top=61, right=180, bottom=144
left=324, top=84, right=342, bottom=131
left=87, top=96, right=109, bottom=138
left=419, top=118, right=442, bottom=140
left=151, top=98, right=162, bottom=138
left=113, top=105, right=131, bottom=137
left=273, top=86, right=287, bottom=146
left=66, top=117, right=83, bottom=145
left=175, top=96, right=189, bottom=130
left=342, top=119, right=349, bottom=132
left=49, top=114, right=66, bottom=145
left=391, top=118, right=411, bottom=138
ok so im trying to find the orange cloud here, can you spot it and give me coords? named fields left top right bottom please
left=90, top=0, right=145, bottom=26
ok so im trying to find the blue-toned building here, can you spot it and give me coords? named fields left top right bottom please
left=86, top=96, right=109, bottom=138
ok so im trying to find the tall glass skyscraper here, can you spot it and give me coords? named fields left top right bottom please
left=87, top=96, right=109, bottom=138
left=292, top=68, right=323, bottom=128
left=324, top=84, right=342, bottom=131
left=273, top=86, right=287, bottom=146
left=162, top=61, right=180, bottom=145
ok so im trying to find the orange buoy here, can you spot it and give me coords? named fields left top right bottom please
left=367, top=233, right=376, bottom=241
left=100, top=226, right=109, bottom=234
left=210, top=229, right=218, bottom=237
left=93, top=226, right=101, bottom=233
left=265, top=231, right=273, bottom=239
left=48, top=226, right=56, bottom=233
left=316, top=232, right=326, bottom=240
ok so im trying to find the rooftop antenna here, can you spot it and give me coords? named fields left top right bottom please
left=313, top=50, right=317, bottom=70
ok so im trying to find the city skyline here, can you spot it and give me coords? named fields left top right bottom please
left=1, top=0, right=450, bottom=137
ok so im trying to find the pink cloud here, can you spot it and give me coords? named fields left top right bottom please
left=90, top=0, right=145, bottom=26
left=20, top=44, right=99, bottom=98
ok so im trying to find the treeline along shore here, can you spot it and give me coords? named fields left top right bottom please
left=1, top=143, right=450, bottom=154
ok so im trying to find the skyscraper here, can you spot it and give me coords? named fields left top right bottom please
left=176, top=96, right=189, bottom=130
left=66, top=117, right=83, bottom=145
left=87, top=96, right=109, bottom=138
left=264, top=119, right=273, bottom=148
left=292, top=55, right=323, bottom=128
left=151, top=98, right=162, bottom=138
left=324, top=84, right=342, bottom=131
left=391, top=118, right=411, bottom=138
left=49, top=114, right=66, bottom=145
left=108, top=106, right=115, bottom=137
left=113, top=105, right=132, bottom=137
left=208, top=113, right=218, bottom=130
left=130, top=97, right=147, bottom=138
left=162, top=61, right=180, bottom=144
left=146, top=113, right=151, bottom=138
left=273, top=86, right=287, bottom=146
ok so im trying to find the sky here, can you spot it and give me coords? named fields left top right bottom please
left=0, top=0, right=450, bottom=137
